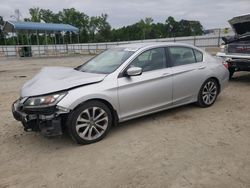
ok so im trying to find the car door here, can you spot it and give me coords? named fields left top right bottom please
left=168, top=46, right=207, bottom=105
left=117, top=47, right=173, bottom=121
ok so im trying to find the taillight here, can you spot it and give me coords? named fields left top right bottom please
left=222, top=61, right=228, bottom=69
left=220, top=44, right=226, bottom=53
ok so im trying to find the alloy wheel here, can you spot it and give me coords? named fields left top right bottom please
left=202, top=81, right=218, bottom=105
left=75, top=107, right=109, bottom=141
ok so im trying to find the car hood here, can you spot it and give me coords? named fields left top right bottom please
left=229, top=14, right=250, bottom=36
left=21, top=66, right=107, bottom=97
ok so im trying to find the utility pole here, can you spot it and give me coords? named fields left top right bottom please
left=10, top=9, right=22, bottom=21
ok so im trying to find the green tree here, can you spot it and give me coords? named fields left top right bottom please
left=165, top=16, right=179, bottom=37
left=144, top=17, right=153, bottom=39
left=21, top=7, right=205, bottom=43
left=0, top=16, right=5, bottom=45
left=95, top=14, right=111, bottom=42
left=89, top=14, right=111, bottom=42
left=0, top=16, right=4, bottom=25
left=40, top=9, right=60, bottom=23
left=58, top=8, right=89, bottom=43
left=189, top=20, right=203, bottom=35
left=149, top=23, right=166, bottom=39
left=29, top=7, right=41, bottom=22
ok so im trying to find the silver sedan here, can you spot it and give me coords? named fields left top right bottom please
left=12, top=43, right=229, bottom=144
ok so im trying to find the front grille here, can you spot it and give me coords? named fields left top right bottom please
left=23, top=106, right=57, bottom=115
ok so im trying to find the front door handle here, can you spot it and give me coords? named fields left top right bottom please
left=198, top=66, right=206, bottom=70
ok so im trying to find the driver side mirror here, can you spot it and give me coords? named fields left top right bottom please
left=126, top=67, right=142, bottom=76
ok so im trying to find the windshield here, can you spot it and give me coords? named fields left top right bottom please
left=77, top=48, right=135, bottom=74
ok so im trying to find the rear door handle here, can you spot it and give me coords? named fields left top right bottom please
left=161, top=73, right=171, bottom=77
left=198, top=66, right=206, bottom=70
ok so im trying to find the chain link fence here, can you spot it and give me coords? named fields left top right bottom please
left=0, top=34, right=226, bottom=58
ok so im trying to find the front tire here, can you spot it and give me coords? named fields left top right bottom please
left=197, top=78, right=219, bottom=108
left=67, top=101, right=113, bottom=144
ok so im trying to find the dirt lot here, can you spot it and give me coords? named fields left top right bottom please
left=0, top=56, right=250, bottom=188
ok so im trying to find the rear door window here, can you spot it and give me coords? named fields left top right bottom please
left=169, top=47, right=197, bottom=66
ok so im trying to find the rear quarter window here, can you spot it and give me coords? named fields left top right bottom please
left=194, top=49, right=203, bottom=62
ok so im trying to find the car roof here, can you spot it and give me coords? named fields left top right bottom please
left=115, top=42, right=198, bottom=51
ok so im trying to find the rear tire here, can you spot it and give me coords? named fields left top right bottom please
left=67, top=101, right=113, bottom=144
left=228, top=68, right=235, bottom=79
left=197, top=78, right=219, bottom=108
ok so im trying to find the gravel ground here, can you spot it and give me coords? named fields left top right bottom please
left=0, top=56, right=250, bottom=188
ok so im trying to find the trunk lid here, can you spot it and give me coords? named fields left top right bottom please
left=229, top=14, right=250, bottom=36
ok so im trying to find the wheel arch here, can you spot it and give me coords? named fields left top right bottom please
left=196, top=76, right=221, bottom=107
left=72, top=98, right=119, bottom=126
left=208, top=77, right=221, bottom=94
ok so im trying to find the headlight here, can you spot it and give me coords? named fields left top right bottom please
left=23, top=92, right=67, bottom=108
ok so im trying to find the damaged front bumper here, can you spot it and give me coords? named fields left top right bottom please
left=12, top=99, right=69, bottom=137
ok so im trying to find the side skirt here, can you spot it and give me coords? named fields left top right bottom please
left=119, top=99, right=197, bottom=123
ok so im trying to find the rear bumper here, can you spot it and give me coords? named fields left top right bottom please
left=217, top=52, right=250, bottom=71
left=217, top=52, right=250, bottom=59
left=227, top=60, right=250, bottom=71
left=12, top=99, right=69, bottom=137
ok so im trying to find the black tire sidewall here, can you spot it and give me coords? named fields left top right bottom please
left=228, top=68, right=235, bottom=79
left=197, top=78, right=219, bottom=107
left=67, top=101, right=113, bottom=144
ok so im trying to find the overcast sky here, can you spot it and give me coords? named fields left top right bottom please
left=0, top=0, right=250, bottom=29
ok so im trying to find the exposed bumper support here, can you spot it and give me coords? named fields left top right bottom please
left=12, top=99, right=69, bottom=137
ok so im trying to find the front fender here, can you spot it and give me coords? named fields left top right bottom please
left=57, top=83, right=119, bottom=113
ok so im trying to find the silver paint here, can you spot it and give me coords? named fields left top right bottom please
left=20, top=42, right=229, bottom=123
